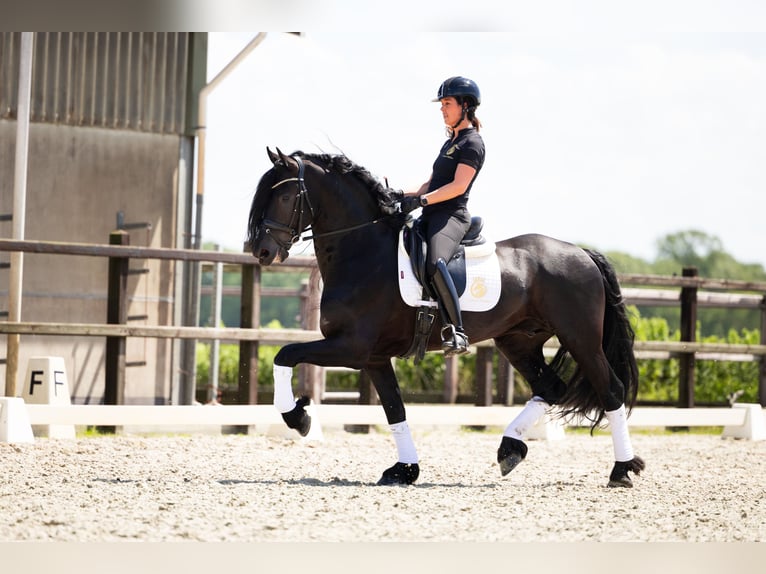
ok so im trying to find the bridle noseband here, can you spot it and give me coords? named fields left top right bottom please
left=258, top=154, right=387, bottom=249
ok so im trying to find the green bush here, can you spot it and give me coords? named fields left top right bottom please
left=197, top=309, right=761, bottom=406
left=630, top=306, right=760, bottom=405
left=695, top=329, right=760, bottom=404
left=196, top=319, right=283, bottom=395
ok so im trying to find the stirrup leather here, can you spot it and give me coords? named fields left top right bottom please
left=441, top=324, right=469, bottom=356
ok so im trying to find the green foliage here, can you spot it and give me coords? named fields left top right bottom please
left=605, top=229, right=766, bottom=338
left=695, top=329, right=761, bottom=404
left=260, top=272, right=309, bottom=328
left=323, top=352, right=479, bottom=397
left=196, top=319, right=283, bottom=394
left=197, top=230, right=764, bottom=406
left=199, top=257, right=308, bottom=329
left=630, top=306, right=760, bottom=405
left=195, top=342, right=241, bottom=397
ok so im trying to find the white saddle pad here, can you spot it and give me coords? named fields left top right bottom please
left=397, top=229, right=502, bottom=312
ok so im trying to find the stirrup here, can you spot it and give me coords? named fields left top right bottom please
left=441, top=325, right=469, bottom=356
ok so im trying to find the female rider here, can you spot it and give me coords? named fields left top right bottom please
left=400, top=76, right=485, bottom=356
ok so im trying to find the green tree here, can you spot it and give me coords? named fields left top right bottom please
left=655, top=229, right=724, bottom=273
left=604, top=230, right=766, bottom=338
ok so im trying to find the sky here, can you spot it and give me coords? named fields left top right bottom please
left=200, top=3, right=766, bottom=269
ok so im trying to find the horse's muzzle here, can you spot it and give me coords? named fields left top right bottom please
left=254, top=243, right=286, bottom=266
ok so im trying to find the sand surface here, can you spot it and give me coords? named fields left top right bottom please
left=1, top=428, right=764, bottom=542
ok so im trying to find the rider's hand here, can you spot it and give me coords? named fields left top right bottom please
left=400, top=196, right=421, bottom=214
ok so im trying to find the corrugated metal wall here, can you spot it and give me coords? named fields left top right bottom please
left=1, top=32, right=192, bottom=135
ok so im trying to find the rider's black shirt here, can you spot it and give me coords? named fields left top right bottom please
left=426, top=127, right=485, bottom=213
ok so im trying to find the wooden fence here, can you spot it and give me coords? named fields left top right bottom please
left=1, top=237, right=765, bottom=409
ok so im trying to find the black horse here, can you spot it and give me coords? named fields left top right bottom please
left=247, top=148, right=645, bottom=487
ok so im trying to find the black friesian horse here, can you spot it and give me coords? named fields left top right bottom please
left=247, top=148, right=645, bottom=487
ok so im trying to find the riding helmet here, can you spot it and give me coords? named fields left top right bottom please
left=433, top=76, right=481, bottom=106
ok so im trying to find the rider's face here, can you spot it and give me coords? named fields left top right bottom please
left=439, top=97, right=464, bottom=127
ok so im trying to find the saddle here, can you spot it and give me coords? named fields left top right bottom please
left=404, top=216, right=486, bottom=300
left=401, top=216, right=486, bottom=363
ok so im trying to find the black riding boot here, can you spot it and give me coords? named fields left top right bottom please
left=431, top=258, right=469, bottom=356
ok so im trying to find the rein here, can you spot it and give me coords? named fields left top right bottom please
left=262, top=155, right=388, bottom=244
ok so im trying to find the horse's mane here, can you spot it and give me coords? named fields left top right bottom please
left=292, top=151, right=404, bottom=218
left=248, top=150, right=408, bottom=248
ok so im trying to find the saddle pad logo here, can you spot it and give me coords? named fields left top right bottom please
left=470, top=277, right=488, bottom=299
left=397, top=232, right=501, bottom=312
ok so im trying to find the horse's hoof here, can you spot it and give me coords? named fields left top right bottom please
left=377, top=462, right=420, bottom=486
left=281, top=396, right=311, bottom=437
left=497, top=436, right=528, bottom=477
left=607, top=456, right=645, bottom=488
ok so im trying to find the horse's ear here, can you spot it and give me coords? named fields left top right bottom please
left=275, top=147, right=291, bottom=166
left=266, top=147, right=280, bottom=165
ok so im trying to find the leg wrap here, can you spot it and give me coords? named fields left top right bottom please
left=390, top=421, right=419, bottom=464
left=503, top=396, right=549, bottom=439
left=605, top=404, right=634, bottom=462
left=273, top=365, right=296, bottom=413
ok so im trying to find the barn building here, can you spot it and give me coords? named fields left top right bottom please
left=1, top=32, right=208, bottom=405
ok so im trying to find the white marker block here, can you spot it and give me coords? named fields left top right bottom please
left=0, top=397, right=35, bottom=443
left=21, top=356, right=76, bottom=439
left=722, top=403, right=766, bottom=441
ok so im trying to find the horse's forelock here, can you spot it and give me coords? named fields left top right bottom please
left=246, top=167, right=280, bottom=246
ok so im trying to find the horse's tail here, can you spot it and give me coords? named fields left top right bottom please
left=554, top=249, right=639, bottom=430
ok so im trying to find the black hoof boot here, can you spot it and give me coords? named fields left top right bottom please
left=607, top=456, right=646, bottom=488
left=497, top=436, right=528, bottom=476
left=281, top=396, right=311, bottom=437
left=377, top=462, right=420, bottom=486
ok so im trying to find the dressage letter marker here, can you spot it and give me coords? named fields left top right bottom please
left=28, top=369, right=44, bottom=396
left=21, top=356, right=75, bottom=439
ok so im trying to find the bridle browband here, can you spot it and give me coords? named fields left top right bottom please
left=259, top=154, right=387, bottom=248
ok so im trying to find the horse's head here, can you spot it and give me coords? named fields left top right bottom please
left=247, top=148, right=313, bottom=265
left=247, top=147, right=408, bottom=265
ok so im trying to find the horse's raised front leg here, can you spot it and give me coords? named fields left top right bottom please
left=271, top=340, right=419, bottom=485
left=366, top=359, right=420, bottom=486
left=272, top=337, right=371, bottom=437
left=273, top=364, right=311, bottom=436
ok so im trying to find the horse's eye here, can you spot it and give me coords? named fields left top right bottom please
left=281, top=193, right=291, bottom=202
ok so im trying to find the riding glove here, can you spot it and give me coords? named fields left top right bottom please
left=400, top=196, right=421, bottom=214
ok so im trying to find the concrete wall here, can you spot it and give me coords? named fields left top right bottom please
left=1, top=121, right=186, bottom=404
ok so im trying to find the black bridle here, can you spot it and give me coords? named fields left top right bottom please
left=259, top=155, right=387, bottom=248
left=260, top=155, right=314, bottom=251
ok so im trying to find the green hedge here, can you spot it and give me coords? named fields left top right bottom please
left=630, top=306, right=760, bottom=404
left=197, top=309, right=760, bottom=405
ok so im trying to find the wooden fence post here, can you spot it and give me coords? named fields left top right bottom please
left=496, top=356, right=514, bottom=406
left=345, top=369, right=377, bottom=434
left=444, top=356, right=458, bottom=403
left=475, top=347, right=494, bottom=406
left=238, top=260, right=260, bottom=405
left=299, top=268, right=323, bottom=402
left=678, top=267, right=698, bottom=408
left=103, top=230, right=129, bottom=431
